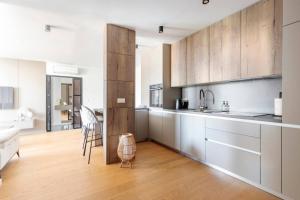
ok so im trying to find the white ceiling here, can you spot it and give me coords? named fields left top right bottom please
left=1, top=0, right=259, bottom=46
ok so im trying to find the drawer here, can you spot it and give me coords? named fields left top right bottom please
left=206, top=128, right=260, bottom=152
left=206, top=140, right=260, bottom=184
left=206, top=118, right=260, bottom=138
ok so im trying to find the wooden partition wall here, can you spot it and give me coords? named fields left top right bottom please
left=103, top=24, right=135, bottom=164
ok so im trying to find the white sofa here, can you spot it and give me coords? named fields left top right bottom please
left=0, top=126, right=20, bottom=184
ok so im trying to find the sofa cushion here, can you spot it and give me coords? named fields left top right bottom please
left=0, top=128, right=19, bottom=144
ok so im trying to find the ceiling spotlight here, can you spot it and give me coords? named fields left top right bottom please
left=45, top=24, right=51, bottom=32
left=159, top=26, right=164, bottom=34
left=203, top=0, right=209, bottom=5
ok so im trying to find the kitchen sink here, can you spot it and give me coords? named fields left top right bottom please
left=190, top=109, right=223, bottom=113
left=190, top=109, right=268, bottom=117
left=214, top=111, right=268, bottom=117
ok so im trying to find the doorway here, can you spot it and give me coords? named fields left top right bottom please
left=46, top=75, right=82, bottom=132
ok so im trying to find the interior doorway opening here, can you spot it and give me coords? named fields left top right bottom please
left=46, top=75, right=82, bottom=132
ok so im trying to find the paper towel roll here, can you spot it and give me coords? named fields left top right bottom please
left=274, top=98, right=282, bottom=116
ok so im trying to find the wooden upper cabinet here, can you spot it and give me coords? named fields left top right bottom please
left=241, top=0, right=282, bottom=78
left=187, top=28, right=210, bottom=85
left=222, top=12, right=241, bottom=81
left=170, top=0, right=282, bottom=86
left=171, top=39, right=187, bottom=87
left=210, top=12, right=241, bottom=82
left=210, top=21, right=223, bottom=82
left=107, top=24, right=135, bottom=56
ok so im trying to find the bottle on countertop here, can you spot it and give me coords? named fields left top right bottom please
left=224, top=101, right=230, bottom=112
left=274, top=92, right=282, bottom=116
left=221, top=101, right=230, bottom=112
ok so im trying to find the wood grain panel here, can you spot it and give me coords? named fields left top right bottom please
left=222, top=12, right=241, bottom=80
left=107, top=135, right=121, bottom=163
left=171, top=39, right=187, bottom=87
left=128, top=30, right=136, bottom=56
left=274, top=0, right=283, bottom=75
left=107, top=108, right=134, bottom=136
left=105, top=24, right=135, bottom=164
left=117, top=81, right=134, bottom=108
left=187, top=28, right=210, bottom=85
left=163, top=44, right=182, bottom=108
left=210, top=21, right=223, bottom=82
left=241, top=0, right=281, bottom=78
left=107, top=24, right=134, bottom=55
left=117, top=55, right=135, bottom=81
left=107, top=53, right=135, bottom=81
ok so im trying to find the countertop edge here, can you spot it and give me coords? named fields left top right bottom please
left=148, top=108, right=300, bottom=129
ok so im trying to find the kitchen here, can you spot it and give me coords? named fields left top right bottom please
left=135, top=0, right=300, bottom=199
left=0, top=0, right=299, bottom=199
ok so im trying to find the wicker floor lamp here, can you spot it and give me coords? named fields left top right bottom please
left=117, top=133, right=136, bottom=168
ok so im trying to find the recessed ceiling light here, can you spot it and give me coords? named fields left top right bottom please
left=203, top=0, right=209, bottom=5
left=45, top=25, right=51, bottom=32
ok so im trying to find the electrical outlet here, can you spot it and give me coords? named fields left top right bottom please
left=117, top=98, right=126, bottom=104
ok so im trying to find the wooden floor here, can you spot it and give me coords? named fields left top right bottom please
left=0, top=130, right=279, bottom=200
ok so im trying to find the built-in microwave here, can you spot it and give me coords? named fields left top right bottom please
left=149, top=84, right=163, bottom=108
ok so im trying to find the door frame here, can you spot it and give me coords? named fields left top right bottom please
left=46, top=75, right=83, bottom=132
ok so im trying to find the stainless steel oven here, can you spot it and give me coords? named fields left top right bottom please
left=149, top=84, right=163, bottom=107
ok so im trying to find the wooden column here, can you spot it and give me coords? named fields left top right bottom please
left=103, top=24, right=135, bottom=164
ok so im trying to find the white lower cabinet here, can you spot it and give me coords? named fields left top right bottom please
left=149, top=110, right=181, bottom=151
left=206, top=140, right=261, bottom=183
left=261, top=125, right=282, bottom=194
left=180, top=115, right=206, bottom=162
left=205, top=118, right=261, bottom=184
left=149, top=110, right=163, bottom=142
left=162, top=112, right=181, bottom=150
left=149, top=110, right=292, bottom=199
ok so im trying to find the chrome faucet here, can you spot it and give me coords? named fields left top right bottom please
left=199, top=89, right=205, bottom=110
left=204, top=89, right=215, bottom=109
left=199, top=89, right=215, bottom=110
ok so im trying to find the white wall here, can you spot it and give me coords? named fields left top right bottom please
left=0, top=2, right=105, bottom=67
left=0, top=58, right=46, bottom=129
left=141, top=45, right=163, bottom=106
left=46, top=64, right=102, bottom=109
left=0, top=2, right=104, bottom=109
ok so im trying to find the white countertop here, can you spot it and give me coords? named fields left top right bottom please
left=149, top=108, right=300, bottom=130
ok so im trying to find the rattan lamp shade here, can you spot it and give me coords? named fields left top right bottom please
left=117, top=133, right=136, bottom=168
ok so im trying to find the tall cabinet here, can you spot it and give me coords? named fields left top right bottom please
left=282, top=0, right=300, bottom=199
left=171, top=39, right=187, bottom=87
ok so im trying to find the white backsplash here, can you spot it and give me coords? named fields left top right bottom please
left=182, top=78, right=282, bottom=114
